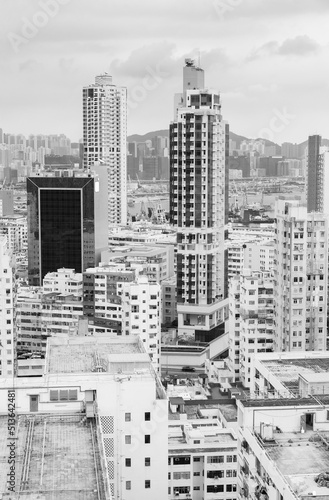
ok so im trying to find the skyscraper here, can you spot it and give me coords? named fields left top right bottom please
left=170, top=60, right=228, bottom=342
left=307, top=134, right=322, bottom=212
left=83, top=73, right=127, bottom=226
left=306, top=134, right=329, bottom=215
left=27, top=167, right=108, bottom=286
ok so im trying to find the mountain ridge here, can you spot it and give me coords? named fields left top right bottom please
left=128, top=129, right=322, bottom=149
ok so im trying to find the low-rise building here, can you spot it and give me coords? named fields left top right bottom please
left=43, top=268, right=83, bottom=296
left=0, top=335, right=168, bottom=499
left=168, top=420, right=238, bottom=499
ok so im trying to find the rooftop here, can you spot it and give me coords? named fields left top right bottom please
left=0, top=414, right=105, bottom=499
left=47, top=337, right=144, bottom=374
left=262, top=355, right=329, bottom=395
left=240, top=397, right=322, bottom=408
left=266, top=431, right=329, bottom=498
left=168, top=421, right=236, bottom=452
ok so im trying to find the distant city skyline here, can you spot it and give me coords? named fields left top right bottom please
left=2, top=0, right=329, bottom=143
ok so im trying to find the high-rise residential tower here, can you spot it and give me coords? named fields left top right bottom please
left=0, top=236, right=14, bottom=377
left=274, top=197, right=328, bottom=352
left=83, top=73, right=127, bottom=226
left=27, top=167, right=108, bottom=286
left=307, top=134, right=329, bottom=214
left=170, top=60, right=228, bottom=342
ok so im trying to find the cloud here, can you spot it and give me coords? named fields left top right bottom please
left=249, top=35, right=320, bottom=60
left=109, top=43, right=230, bottom=84
left=278, top=35, right=320, bottom=55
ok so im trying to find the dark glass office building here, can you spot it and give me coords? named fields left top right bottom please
left=27, top=171, right=108, bottom=286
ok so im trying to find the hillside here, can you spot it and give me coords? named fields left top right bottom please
left=128, top=129, right=329, bottom=151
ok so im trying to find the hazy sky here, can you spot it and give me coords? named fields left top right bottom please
left=2, top=0, right=329, bottom=143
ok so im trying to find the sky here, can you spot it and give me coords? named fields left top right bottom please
left=1, top=0, right=329, bottom=143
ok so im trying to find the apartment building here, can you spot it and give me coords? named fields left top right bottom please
left=16, top=286, right=83, bottom=354
left=43, top=268, right=83, bottom=296
left=83, top=73, right=127, bottom=225
left=0, top=236, right=14, bottom=377
left=0, top=336, right=168, bottom=499
left=226, top=239, right=275, bottom=279
left=168, top=420, right=238, bottom=499
left=274, top=198, right=328, bottom=352
left=170, top=60, right=228, bottom=342
left=101, top=243, right=175, bottom=283
left=84, top=264, right=161, bottom=371
left=228, top=271, right=274, bottom=388
left=236, top=351, right=329, bottom=500
left=0, top=215, right=27, bottom=254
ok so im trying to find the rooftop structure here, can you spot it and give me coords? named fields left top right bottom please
left=108, top=223, right=176, bottom=246
left=251, top=351, right=329, bottom=398
left=237, top=395, right=329, bottom=500
left=0, top=335, right=168, bottom=499
left=0, top=414, right=106, bottom=499
left=46, top=336, right=144, bottom=374
left=168, top=419, right=237, bottom=499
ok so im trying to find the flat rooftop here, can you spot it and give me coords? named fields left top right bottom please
left=47, top=337, right=144, bottom=374
left=262, top=356, right=329, bottom=395
left=240, top=397, right=322, bottom=408
left=169, top=423, right=236, bottom=453
left=266, top=431, right=329, bottom=498
left=0, top=414, right=105, bottom=499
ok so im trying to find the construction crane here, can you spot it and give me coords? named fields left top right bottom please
left=136, top=173, right=142, bottom=189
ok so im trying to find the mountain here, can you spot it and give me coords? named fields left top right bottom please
left=128, top=129, right=280, bottom=149
left=128, top=129, right=329, bottom=151
left=229, top=131, right=248, bottom=145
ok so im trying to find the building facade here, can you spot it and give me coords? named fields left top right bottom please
left=228, top=270, right=274, bottom=388
left=170, top=60, right=228, bottom=342
left=27, top=168, right=108, bottom=286
left=168, top=420, right=238, bottom=500
left=274, top=198, right=328, bottom=352
left=0, top=236, right=14, bottom=377
left=83, top=73, right=127, bottom=226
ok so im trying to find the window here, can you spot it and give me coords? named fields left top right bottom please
left=173, top=456, right=190, bottom=465
left=145, top=480, right=151, bottom=489
left=145, top=412, right=151, bottom=421
left=207, top=456, right=224, bottom=463
left=125, top=435, right=131, bottom=444
left=145, top=457, right=151, bottom=466
left=226, top=455, right=237, bottom=462
left=226, top=484, right=237, bottom=492
left=125, top=458, right=131, bottom=467
left=145, top=435, right=150, bottom=444
left=207, top=485, right=224, bottom=493
left=49, top=389, right=77, bottom=401
left=125, top=413, right=131, bottom=422
left=126, top=481, right=131, bottom=490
